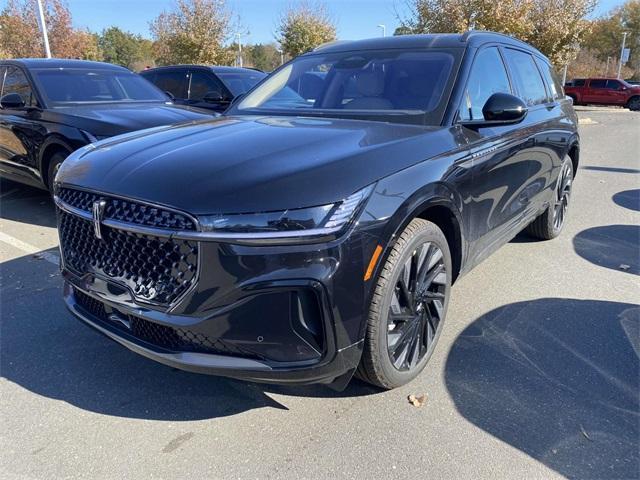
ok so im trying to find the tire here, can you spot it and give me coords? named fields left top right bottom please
left=356, top=218, right=452, bottom=389
left=627, top=96, right=640, bottom=111
left=46, top=151, right=67, bottom=193
left=525, top=155, right=574, bottom=240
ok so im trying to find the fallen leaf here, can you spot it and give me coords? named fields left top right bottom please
left=619, top=264, right=630, bottom=271
left=579, top=424, right=592, bottom=441
left=33, top=253, right=45, bottom=260
left=408, top=393, right=427, bottom=407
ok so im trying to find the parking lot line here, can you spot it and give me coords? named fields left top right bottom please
left=0, top=231, right=59, bottom=265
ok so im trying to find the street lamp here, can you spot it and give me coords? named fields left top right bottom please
left=617, top=32, right=628, bottom=79
left=236, top=31, right=249, bottom=68
left=378, top=24, right=386, bottom=37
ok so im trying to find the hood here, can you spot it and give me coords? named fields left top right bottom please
left=58, top=115, right=465, bottom=215
left=47, top=102, right=213, bottom=137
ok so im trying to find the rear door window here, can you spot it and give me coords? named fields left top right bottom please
left=188, top=70, right=226, bottom=100
left=458, top=47, right=512, bottom=121
left=589, top=79, right=606, bottom=88
left=3, top=67, right=37, bottom=106
left=503, top=48, right=548, bottom=106
left=153, top=70, right=188, bottom=99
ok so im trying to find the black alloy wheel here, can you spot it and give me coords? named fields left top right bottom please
left=357, top=218, right=452, bottom=389
left=387, top=241, right=447, bottom=371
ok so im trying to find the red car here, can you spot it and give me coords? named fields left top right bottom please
left=565, top=78, right=640, bottom=110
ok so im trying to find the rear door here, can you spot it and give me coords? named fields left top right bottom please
left=0, top=66, right=46, bottom=184
left=458, top=46, right=537, bottom=263
left=584, top=79, right=607, bottom=103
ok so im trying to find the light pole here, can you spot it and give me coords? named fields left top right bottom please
left=277, top=49, right=284, bottom=66
left=605, top=56, right=611, bottom=76
left=35, top=0, right=51, bottom=58
left=236, top=32, right=243, bottom=68
left=617, top=32, right=628, bottom=79
left=378, top=24, right=386, bottom=37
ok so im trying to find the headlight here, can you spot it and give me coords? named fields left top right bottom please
left=198, top=185, right=373, bottom=241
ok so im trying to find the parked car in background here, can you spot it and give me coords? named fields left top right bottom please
left=140, top=65, right=266, bottom=112
left=0, top=59, right=212, bottom=191
left=564, top=78, right=640, bottom=110
left=56, top=32, right=579, bottom=390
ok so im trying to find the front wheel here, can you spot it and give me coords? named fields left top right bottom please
left=356, top=218, right=452, bottom=389
left=627, top=96, right=640, bottom=111
left=46, top=151, right=67, bottom=193
left=525, top=155, right=574, bottom=240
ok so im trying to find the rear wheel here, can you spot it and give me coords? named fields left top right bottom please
left=525, top=155, right=573, bottom=240
left=357, top=218, right=451, bottom=389
left=46, top=151, right=67, bottom=193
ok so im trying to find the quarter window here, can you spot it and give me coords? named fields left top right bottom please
left=3, top=67, right=36, bottom=106
left=503, top=49, right=548, bottom=106
left=535, top=57, right=564, bottom=100
left=458, top=47, right=511, bottom=121
left=573, top=79, right=586, bottom=87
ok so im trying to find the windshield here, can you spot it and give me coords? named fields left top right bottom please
left=32, top=68, right=168, bottom=105
left=234, top=49, right=458, bottom=124
left=217, top=70, right=266, bottom=96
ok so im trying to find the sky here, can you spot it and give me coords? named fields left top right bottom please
left=1, top=0, right=629, bottom=44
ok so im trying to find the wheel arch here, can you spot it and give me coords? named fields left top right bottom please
left=39, top=138, right=74, bottom=188
left=567, top=138, right=580, bottom=178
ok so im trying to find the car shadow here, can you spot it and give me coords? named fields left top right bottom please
left=573, top=224, right=640, bottom=275
left=0, top=178, right=56, bottom=228
left=0, top=250, right=378, bottom=422
left=613, top=189, right=640, bottom=212
left=445, top=298, right=639, bottom=480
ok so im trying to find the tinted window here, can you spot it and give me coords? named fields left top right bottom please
left=3, top=67, right=36, bottom=106
left=237, top=49, right=458, bottom=125
left=606, top=79, right=623, bottom=89
left=534, top=57, right=564, bottom=100
left=0, top=67, right=6, bottom=96
left=503, top=49, right=548, bottom=106
left=458, top=47, right=511, bottom=121
left=152, top=70, right=188, bottom=99
left=32, top=69, right=167, bottom=105
left=573, top=79, right=586, bottom=87
left=216, top=71, right=266, bottom=96
left=189, top=71, right=225, bottom=100
left=589, top=79, right=606, bottom=88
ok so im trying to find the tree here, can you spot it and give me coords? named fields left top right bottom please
left=584, top=1, right=640, bottom=78
left=246, top=43, right=281, bottom=71
left=0, top=0, right=100, bottom=59
left=150, top=0, right=235, bottom=65
left=99, top=27, right=154, bottom=69
left=398, top=0, right=596, bottom=65
left=276, top=1, right=336, bottom=58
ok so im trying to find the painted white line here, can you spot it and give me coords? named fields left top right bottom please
left=0, top=231, right=59, bottom=265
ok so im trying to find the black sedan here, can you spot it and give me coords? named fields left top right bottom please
left=0, top=59, right=212, bottom=191
left=55, top=32, right=579, bottom=389
left=140, top=65, right=266, bottom=112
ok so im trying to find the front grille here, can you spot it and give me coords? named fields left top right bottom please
left=73, top=289, right=258, bottom=359
left=57, top=187, right=197, bottom=231
left=57, top=188, right=199, bottom=307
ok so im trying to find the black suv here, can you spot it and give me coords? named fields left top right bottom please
left=140, top=65, right=266, bottom=112
left=0, top=59, right=211, bottom=191
left=56, top=32, right=579, bottom=389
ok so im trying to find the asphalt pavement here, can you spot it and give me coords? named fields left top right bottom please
left=1, top=107, right=638, bottom=479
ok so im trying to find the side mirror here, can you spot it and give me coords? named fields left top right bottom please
left=203, top=91, right=228, bottom=104
left=482, top=93, right=527, bottom=123
left=1, top=93, right=26, bottom=110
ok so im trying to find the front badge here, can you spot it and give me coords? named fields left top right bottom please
left=92, top=199, right=107, bottom=240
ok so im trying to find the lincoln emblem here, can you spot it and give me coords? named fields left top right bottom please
left=92, top=199, right=107, bottom=239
